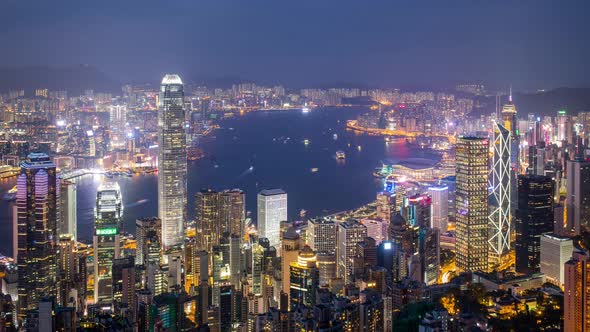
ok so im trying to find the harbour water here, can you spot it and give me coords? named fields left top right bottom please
left=0, top=107, right=440, bottom=255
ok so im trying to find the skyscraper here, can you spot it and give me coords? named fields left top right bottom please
left=428, top=185, right=448, bottom=232
left=307, top=218, right=337, bottom=255
left=488, top=122, right=511, bottom=270
left=337, top=220, right=367, bottom=284
left=540, top=233, right=573, bottom=288
left=135, top=217, right=161, bottom=266
left=566, top=159, right=590, bottom=235
left=515, top=175, right=554, bottom=274
left=455, top=137, right=489, bottom=272
left=94, top=182, right=123, bottom=306
left=59, top=180, right=77, bottom=240
left=289, top=246, right=319, bottom=309
left=219, top=189, right=246, bottom=238
left=158, top=74, right=187, bottom=250
left=257, top=189, right=288, bottom=249
left=16, top=153, right=58, bottom=318
left=196, top=189, right=220, bottom=253
left=564, top=249, right=590, bottom=332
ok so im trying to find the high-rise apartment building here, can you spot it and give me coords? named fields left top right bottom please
left=455, top=137, right=489, bottom=272
left=158, top=74, right=187, bottom=250
left=16, top=153, right=58, bottom=317
left=257, top=189, right=288, bottom=249
left=564, top=250, right=590, bottom=332
left=515, top=175, right=554, bottom=274
left=94, top=182, right=123, bottom=306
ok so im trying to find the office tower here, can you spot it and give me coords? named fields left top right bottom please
left=405, top=194, right=431, bottom=227
left=229, top=234, right=242, bottom=288
left=252, top=241, right=265, bottom=296
left=158, top=74, right=187, bottom=250
left=197, top=250, right=210, bottom=326
left=421, top=227, right=440, bottom=285
left=360, top=219, right=387, bottom=245
left=376, top=191, right=396, bottom=222
left=135, top=217, right=161, bottom=266
left=455, top=137, right=489, bottom=272
left=307, top=218, right=337, bottom=255
left=219, top=189, right=246, bottom=238
left=94, top=182, right=123, bottom=306
left=112, top=256, right=136, bottom=315
left=557, top=110, right=571, bottom=143
left=281, top=228, right=301, bottom=306
left=316, top=252, right=337, bottom=287
left=56, top=235, right=76, bottom=307
left=257, top=189, right=288, bottom=249
left=488, top=122, right=512, bottom=269
left=541, top=233, right=574, bottom=288
left=515, top=175, right=554, bottom=274
left=59, top=180, right=77, bottom=240
left=565, top=250, right=590, bottom=332
left=566, top=159, right=590, bottom=235
left=357, top=237, right=378, bottom=269
left=16, top=153, right=58, bottom=317
left=337, top=220, right=367, bottom=284
left=428, top=185, right=449, bottom=231
left=289, top=246, right=319, bottom=309
left=528, top=142, right=546, bottom=175
left=196, top=189, right=220, bottom=252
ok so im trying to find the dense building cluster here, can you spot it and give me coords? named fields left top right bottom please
left=0, top=75, right=589, bottom=331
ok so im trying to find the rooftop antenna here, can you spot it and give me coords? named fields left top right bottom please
left=509, top=85, right=513, bottom=103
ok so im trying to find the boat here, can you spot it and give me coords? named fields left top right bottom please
left=333, top=133, right=338, bottom=140
left=302, top=106, right=310, bottom=113
left=310, top=168, right=319, bottom=173
left=2, top=185, right=17, bottom=201
left=304, top=139, right=310, bottom=146
left=336, top=150, right=346, bottom=159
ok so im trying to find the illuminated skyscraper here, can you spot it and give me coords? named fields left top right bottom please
left=557, top=110, right=571, bottom=143
left=158, top=74, right=187, bottom=250
left=219, top=189, right=246, bottom=238
left=488, top=122, right=511, bottom=270
left=289, top=246, right=319, bottom=309
left=428, top=185, right=448, bottom=232
left=135, top=217, right=161, bottom=266
left=94, top=182, right=123, bottom=306
left=16, top=153, right=58, bottom=318
left=196, top=189, right=220, bottom=252
left=257, top=189, right=288, bottom=249
left=455, top=137, right=489, bottom=272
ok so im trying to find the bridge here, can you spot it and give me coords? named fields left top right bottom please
left=59, top=168, right=105, bottom=180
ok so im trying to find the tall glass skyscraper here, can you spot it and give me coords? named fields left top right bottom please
left=455, top=137, right=489, bottom=273
left=488, top=122, right=511, bottom=270
left=94, top=182, right=123, bottom=306
left=257, top=189, right=288, bottom=249
left=16, top=153, right=58, bottom=318
left=158, top=74, right=187, bottom=250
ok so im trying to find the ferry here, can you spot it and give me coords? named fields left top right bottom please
left=301, top=106, right=310, bottom=113
left=336, top=150, right=346, bottom=159
left=304, top=139, right=310, bottom=146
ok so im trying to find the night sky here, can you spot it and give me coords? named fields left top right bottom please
left=0, top=0, right=588, bottom=89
